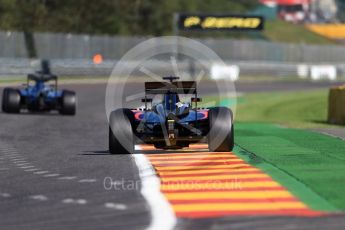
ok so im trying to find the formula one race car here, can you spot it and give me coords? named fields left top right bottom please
left=109, top=76, right=234, bottom=154
left=2, top=60, right=76, bottom=115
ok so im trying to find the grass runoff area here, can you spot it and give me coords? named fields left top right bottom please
left=234, top=124, right=344, bottom=211
left=203, top=89, right=333, bottom=129
left=264, top=20, right=334, bottom=45
left=210, top=89, right=345, bottom=211
left=235, top=89, right=332, bottom=129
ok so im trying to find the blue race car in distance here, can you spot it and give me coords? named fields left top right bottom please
left=109, top=76, right=234, bottom=154
left=2, top=61, right=76, bottom=115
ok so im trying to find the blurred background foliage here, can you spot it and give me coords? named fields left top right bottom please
left=0, top=0, right=258, bottom=35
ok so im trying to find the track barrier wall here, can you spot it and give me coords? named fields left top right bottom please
left=0, top=31, right=345, bottom=78
left=1, top=30, right=345, bottom=62
left=328, top=85, right=345, bottom=125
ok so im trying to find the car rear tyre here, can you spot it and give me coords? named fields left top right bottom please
left=208, top=107, right=234, bottom=152
left=2, top=88, right=21, bottom=113
left=2, top=88, right=8, bottom=112
left=60, top=90, right=76, bottom=115
left=109, top=109, right=135, bottom=154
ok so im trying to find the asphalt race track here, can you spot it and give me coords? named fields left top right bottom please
left=1, top=82, right=345, bottom=230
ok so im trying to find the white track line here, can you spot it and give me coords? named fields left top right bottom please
left=104, top=202, right=127, bottom=210
left=24, top=168, right=40, bottom=172
left=34, top=171, right=49, bottom=175
left=78, top=179, right=97, bottom=183
left=29, top=194, right=48, bottom=201
left=20, top=166, right=35, bottom=169
left=44, top=173, right=60, bottom=177
left=14, top=161, right=28, bottom=164
left=0, top=192, right=11, bottom=198
left=132, top=145, right=176, bottom=230
left=16, top=163, right=30, bottom=166
left=62, top=198, right=87, bottom=205
left=58, top=176, right=77, bottom=180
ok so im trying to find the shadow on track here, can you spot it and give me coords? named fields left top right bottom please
left=1, top=111, right=63, bottom=117
left=82, top=147, right=210, bottom=155
left=81, top=150, right=110, bottom=155
left=137, top=149, right=208, bottom=154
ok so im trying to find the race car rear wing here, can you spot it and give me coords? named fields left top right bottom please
left=28, top=73, right=58, bottom=82
left=145, top=81, right=197, bottom=94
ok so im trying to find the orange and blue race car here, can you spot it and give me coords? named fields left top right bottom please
left=109, top=76, right=234, bottom=154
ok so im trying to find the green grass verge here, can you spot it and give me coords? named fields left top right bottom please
left=233, top=145, right=336, bottom=211
left=204, top=90, right=345, bottom=210
left=235, top=122, right=345, bottom=211
left=234, top=89, right=341, bottom=129
left=202, top=89, right=337, bottom=128
left=264, top=20, right=334, bottom=45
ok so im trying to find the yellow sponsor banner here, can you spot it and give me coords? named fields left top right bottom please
left=306, top=24, right=345, bottom=39
left=178, top=14, right=264, bottom=31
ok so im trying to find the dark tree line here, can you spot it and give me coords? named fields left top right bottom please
left=0, top=0, right=258, bottom=36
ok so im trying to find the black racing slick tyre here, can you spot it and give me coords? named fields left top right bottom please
left=109, top=109, right=135, bottom=154
left=208, top=107, right=234, bottom=152
left=60, top=90, right=76, bottom=115
left=2, top=88, right=21, bottom=113
left=2, top=88, right=8, bottom=112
